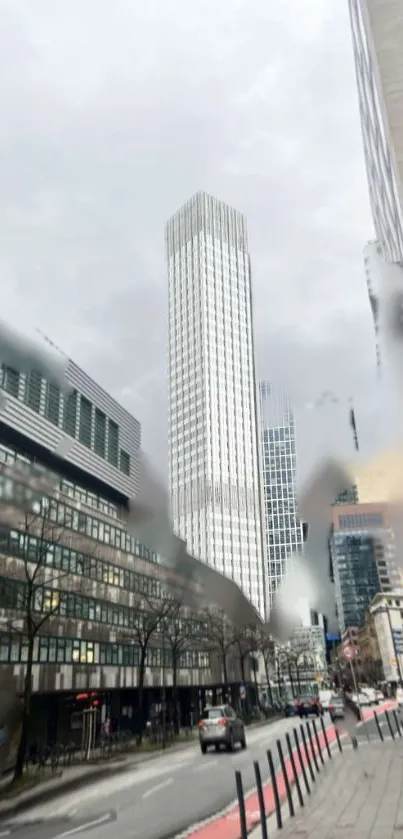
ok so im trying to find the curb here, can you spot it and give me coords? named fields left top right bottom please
left=0, top=719, right=277, bottom=821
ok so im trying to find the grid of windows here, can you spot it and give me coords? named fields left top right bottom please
left=0, top=574, right=205, bottom=636
left=0, top=633, right=209, bottom=669
left=331, top=532, right=381, bottom=632
left=0, top=365, right=132, bottom=481
left=338, top=512, right=384, bottom=529
left=260, top=383, right=303, bottom=607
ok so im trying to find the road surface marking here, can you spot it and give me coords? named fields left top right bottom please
left=193, top=760, right=218, bottom=773
left=142, top=777, right=173, bottom=799
left=52, top=813, right=111, bottom=838
left=0, top=831, right=11, bottom=837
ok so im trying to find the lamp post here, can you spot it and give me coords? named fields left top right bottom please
left=161, top=619, right=167, bottom=750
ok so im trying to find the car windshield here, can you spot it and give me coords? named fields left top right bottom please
left=201, top=708, right=224, bottom=720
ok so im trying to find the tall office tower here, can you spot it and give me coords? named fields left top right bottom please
left=349, top=0, right=403, bottom=264
left=259, top=382, right=303, bottom=611
left=166, top=192, right=266, bottom=617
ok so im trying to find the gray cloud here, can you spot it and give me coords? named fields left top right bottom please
left=0, top=0, right=381, bottom=482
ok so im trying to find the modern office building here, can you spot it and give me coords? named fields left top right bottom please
left=259, top=382, right=303, bottom=609
left=0, top=348, right=249, bottom=744
left=329, top=501, right=403, bottom=634
left=166, top=192, right=266, bottom=617
left=349, top=0, right=403, bottom=263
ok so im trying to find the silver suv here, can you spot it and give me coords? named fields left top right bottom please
left=198, top=705, right=247, bottom=754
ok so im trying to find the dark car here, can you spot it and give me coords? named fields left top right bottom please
left=295, top=695, right=323, bottom=717
left=284, top=699, right=298, bottom=718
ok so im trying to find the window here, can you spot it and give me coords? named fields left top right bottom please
left=120, top=449, right=130, bottom=476
left=79, top=397, right=92, bottom=448
left=64, top=390, right=77, bottom=437
left=108, top=420, right=119, bottom=467
left=26, top=371, right=42, bottom=412
left=46, top=384, right=60, bottom=426
left=1, top=366, right=19, bottom=398
left=94, top=409, right=106, bottom=457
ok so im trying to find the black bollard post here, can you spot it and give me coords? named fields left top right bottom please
left=253, top=761, right=268, bottom=839
left=312, top=719, right=325, bottom=765
left=277, top=739, right=294, bottom=818
left=374, top=711, right=384, bottom=742
left=267, top=748, right=282, bottom=829
left=300, top=723, right=315, bottom=782
left=385, top=710, right=395, bottom=740
left=335, top=726, right=343, bottom=753
left=235, top=770, right=248, bottom=839
left=320, top=717, right=332, bottom=759
left=393, top=709, right=402, bottom=738
left=306, top=721, right=320, bottom=773
left=294, top=728, right=310, bottom=795
left=286, top=732, right=304, bottom=808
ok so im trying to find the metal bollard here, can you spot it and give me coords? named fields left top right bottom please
left=294, top=728, right=310, bottom=794
left=235, top=770, right=248, bottom=839
left=312, top=719, right=325, bottom=765
left=300, top=723, right=315, bottom=782
left=306, top=721, right=320, bottom=773
left=335, top=726, right=343, bottom=753
left=385, top=710, right=395, bottom=740
left=277, top=739, right=294, bottom=818
left=267, top=748, right=282, bottom=829
left=393, top=709, right=402, bottom=738
left=253, top=761, right=268, bottom=839
left=374, top=711, right=384, bottom=742
left=286, top=732, right=304, bottom=808
left=320, top=717, right=332, bottom=759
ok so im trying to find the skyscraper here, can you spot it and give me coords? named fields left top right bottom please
left=349, top=0, right=403, bottom=263
left=166, top=192, right=266, bottom=617
left=259, top=382, right=303, bottom=610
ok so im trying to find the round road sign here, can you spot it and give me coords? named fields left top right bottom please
left=342, top=643, right=355, bottom=661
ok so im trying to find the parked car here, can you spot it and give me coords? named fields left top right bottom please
left=284, top=699, right=298, bottom=718
left=375, top=689, right=385, bottom=704
left=352, top=692, right=371, bottom=707
left=198, top=705, right=246, bottom=754
left=295, top=695, right=323, bottom=717
left=361, top=686, right=377, bottom=705
left=319, top=689, right=333, bottom=712
left=328, top=694, right=345, bottom=720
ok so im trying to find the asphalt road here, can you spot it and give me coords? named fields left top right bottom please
left=2, top=716, right=307, bottom=839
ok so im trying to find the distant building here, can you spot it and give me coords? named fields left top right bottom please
left=259, top=382, right=303, bottom=610
left=370, top=592, right=403, bottom=685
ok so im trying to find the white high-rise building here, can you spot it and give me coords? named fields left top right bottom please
left=349, top=0, right=403, bottom=263
left=259, top=382, right=303, bottom=610
left=166, top=192, right=266, bottom=617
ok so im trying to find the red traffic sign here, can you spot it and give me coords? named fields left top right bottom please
left=342, top=643, right=356, bottom=661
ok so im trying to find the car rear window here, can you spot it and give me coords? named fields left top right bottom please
left=330, top=695, right=341, bottom=703
left=299, top=696, right=314, bottom=702
left=201, top=708, right=224, bottom=720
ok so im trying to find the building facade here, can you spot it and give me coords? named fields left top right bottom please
left=259, top=382, right=303, bottom=609
left=166, top=192, right=266, bottom=617
left=329, top=502, right=402, bottom=633
left=370, top=591, right=403, bottom=685
left=349, top=0, right=403, bottom=263
left=0, top=353, right=248, bottom=745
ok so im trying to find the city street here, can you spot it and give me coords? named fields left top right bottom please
left=1, top=717, right=301, bottom=839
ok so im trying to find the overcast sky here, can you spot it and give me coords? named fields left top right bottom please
left=0, top=0, right=387, bottom=485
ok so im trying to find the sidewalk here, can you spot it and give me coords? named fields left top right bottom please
left=250, top=739, right=403, bottom=839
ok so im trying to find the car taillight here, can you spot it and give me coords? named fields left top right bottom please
left=329, top=705, right=335, bottom=711
left=198, top=720, right=206, bottom=730
left=218, top=718, right=228, bottom=727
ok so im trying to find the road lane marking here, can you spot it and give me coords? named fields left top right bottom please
left=193, top=760, right=218, bottom=773
left=142, top=777, right=173, bottom=799
left=0, top=831, right=11, bottom=837
left=52, top=813, right=111, bottom=838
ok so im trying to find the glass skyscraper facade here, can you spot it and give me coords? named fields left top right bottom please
left=166, top=192, right=266, bottom=617
left=349, top=0, right=403, bottom=264
left=259, top=382, right=303, bottom=609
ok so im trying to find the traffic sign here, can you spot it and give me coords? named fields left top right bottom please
left=342, top=642, right=356, bottom=661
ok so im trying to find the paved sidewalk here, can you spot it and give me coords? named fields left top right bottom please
left=251, top=739, right=403, bottom=839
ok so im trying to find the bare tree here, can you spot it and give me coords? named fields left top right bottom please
left=0, top=500, right=67, bottom=781
left=132, top=591, right=174, bottom=745
left=204, top=608, right=236, bottom=689
left=160, top=599, right=206, bottom=735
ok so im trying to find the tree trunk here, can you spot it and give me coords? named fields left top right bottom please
left=14, top=636, right=34, bottom=782
left=264, top=657, right=273, bottom=705
left=136, top=648, right=147, bottom=746
left=222, top=651, right=228, bottom=688
left=172, top=652, right=179, bottom=735
left=296, top=664, right=302, bottom=695
left=288, top=663, right=295, bottom=698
